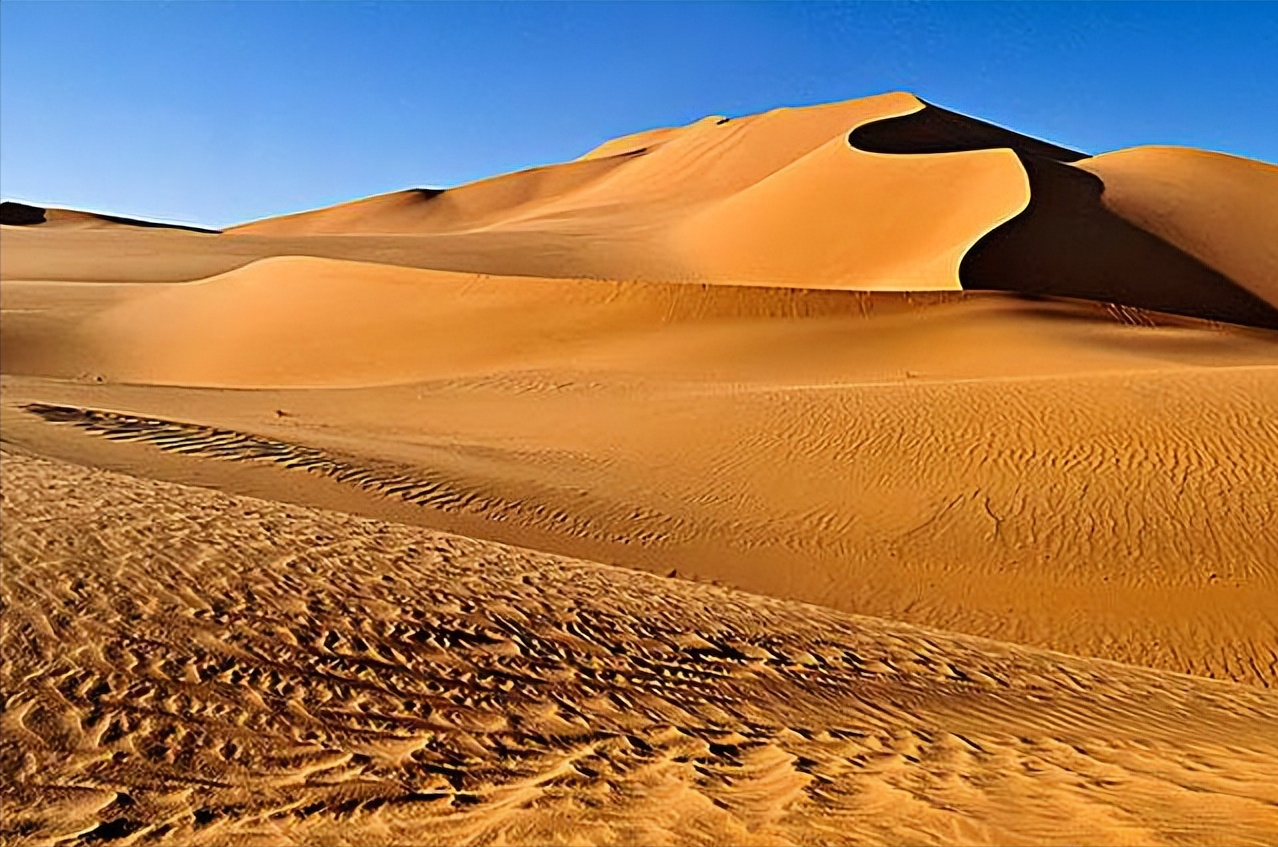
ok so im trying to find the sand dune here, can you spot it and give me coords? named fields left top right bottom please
left=228, top=92, right=1031, bottom=289
left=0, top=200, right=218, bottom=233
left=5, top=451, right=1277, bottom=846
left=3, top=254, right=1276, bottom=690
left=6, top=93, right=1277, bottom=327
left=848, top=104, right=1278, bottom=328
left=1074, top=146, right=1278, bottom=307
left=4, top=91, right=1278, bottom=843
left=6, top=94, right=1277, bottom=330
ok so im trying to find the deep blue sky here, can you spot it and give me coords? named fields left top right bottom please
left=2, top=2, right=1275, bottom=229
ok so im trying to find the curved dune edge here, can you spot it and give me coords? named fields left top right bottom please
left=1074, top=146, right=1278, bottom=310
left=668, top=105, right=1029, bottom=289
left=5, top=449, right=1277, bottom=846
left=848, top=105, right=1278, bottom=329
left=222, top=93, right=1034, bottom=291
left=38, top=254, right=1270, bottom=389
left=77, top=256, right=956, bottom=388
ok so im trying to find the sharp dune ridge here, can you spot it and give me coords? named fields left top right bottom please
left=3, top=91, right=1278, bottom=844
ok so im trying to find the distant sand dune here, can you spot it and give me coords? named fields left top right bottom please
left=1075, top=146, right=1278, bottom=310
left=849, top=104, right=1278, bottom=328
left=0, top=200, right=219, bottom=233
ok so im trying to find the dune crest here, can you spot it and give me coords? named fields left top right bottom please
left=0, top=200, right=218, bottom=233
left=7, top=92, right=1278, bottom=331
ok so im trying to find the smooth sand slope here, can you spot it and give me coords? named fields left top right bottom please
left=5, top=451, right=1278, bottom=846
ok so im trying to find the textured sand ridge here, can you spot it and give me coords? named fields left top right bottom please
left=4, top=258, right=1277, bottom=687
left=3, top=91, right=1278, bottom=843
left=4, top=451, right=1278, bottom=846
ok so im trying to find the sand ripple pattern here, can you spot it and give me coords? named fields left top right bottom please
left=4, top=451, right=1278, bottom=845
left=20, top=402, right=687, bottom=548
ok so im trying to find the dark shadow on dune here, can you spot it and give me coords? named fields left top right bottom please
left=0, top=202, right=47, bottom=225
left=0, top=200, right=220, bottom=233
left=849, top=104, right=1278, bottom=330
left=961, top=157, right=1278, bottom=330
left=850, top=102, right=1087, bottom=162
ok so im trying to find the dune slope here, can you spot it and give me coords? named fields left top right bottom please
left=848, top=104, right=1278, bottom=329
left=1074, top=146, right=1278, bottom=307
left=0, top=200, right=219, bottom=233
left=4, top=450, right=1277, bottom=846
left=3, top=255, right=1276, bottom=688
left=6, top=93, right=1277, bottom=333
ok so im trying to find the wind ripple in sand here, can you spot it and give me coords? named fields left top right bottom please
left=3, top=451, right=1278, bottom=845
left=20, top=402, right=686, bottom=549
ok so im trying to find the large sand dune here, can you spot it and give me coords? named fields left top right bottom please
left=3, top=91, right=1277, bottom=843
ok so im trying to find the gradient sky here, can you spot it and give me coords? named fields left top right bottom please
left=2, top=1, right=1275, bottom=229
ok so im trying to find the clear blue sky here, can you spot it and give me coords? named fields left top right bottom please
left=2, top=1, right=1275, bottom=229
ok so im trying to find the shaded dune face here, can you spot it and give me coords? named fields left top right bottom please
left=849, top=105, right=1278, bottom=329
left=962, top=156, right=1278, bottom=329
left=848, top=102, right=1087, bottom=162
left=1074, top=147, right=1278, bottom=309
left=0, top=201, right=48, bottom=225
left=0, top=200, right=219, bottom=233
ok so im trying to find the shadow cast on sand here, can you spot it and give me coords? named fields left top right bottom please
left=850, top=104, right=1278, bottom=330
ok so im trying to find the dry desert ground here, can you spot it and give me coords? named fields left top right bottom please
left=3, top=92, right=1278, bottom=845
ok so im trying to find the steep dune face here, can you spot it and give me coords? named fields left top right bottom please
left=671, top=136, right=1024, bottom=288
left=962, top=155, right=1278, bottom=329
left=848, top=105, right=1278, bottom=329
left=1074, top=147, right=1278, bottom=308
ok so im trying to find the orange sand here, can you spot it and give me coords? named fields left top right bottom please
left=3, top=92, right=1277, bottom=844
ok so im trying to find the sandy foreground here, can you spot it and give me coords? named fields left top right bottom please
left=5, top=451, right=1278, bottom=846
left=3, top=93, right=1278, bottom=844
